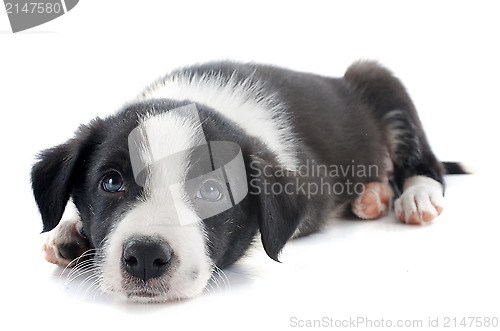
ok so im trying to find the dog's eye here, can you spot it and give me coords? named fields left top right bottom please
left=196, top=180, right=223, bottom=202
left=102, top=171, right=125, bottom=193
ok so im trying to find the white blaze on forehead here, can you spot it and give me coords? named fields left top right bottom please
left=128, top=105, right=207, bottom=189
left=100, top=110, right=213, bottom=301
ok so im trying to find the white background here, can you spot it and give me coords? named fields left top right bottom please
left=1, top=1, right=499, bottom=330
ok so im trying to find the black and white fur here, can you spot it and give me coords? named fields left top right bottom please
left=32, top=61, right=447, bottom=302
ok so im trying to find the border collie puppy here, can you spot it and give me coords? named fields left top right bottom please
left=32, top=61, right=448, bottom=302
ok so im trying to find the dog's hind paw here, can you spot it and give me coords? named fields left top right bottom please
left=352, top=182, right=392, bottom=220
left=42, top=219, right=90, bottom=267
left=395, top=176, right=444, bottom=225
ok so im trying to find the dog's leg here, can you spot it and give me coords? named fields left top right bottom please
left=345, top=62, right=445, bottom=224
left=42, top=201, right=90, bottom=267
left=352, top=182, right=392, bottom=220
left=382, top=107, right=445, bottom=224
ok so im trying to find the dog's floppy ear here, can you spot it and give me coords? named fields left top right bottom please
left=31, top=124, right=98, bottom=233
left=248, top=156, right=306, bottom=261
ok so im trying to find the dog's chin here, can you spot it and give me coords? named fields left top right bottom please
left=120, top=278, right=171, bottom=303
left=125, top=291, right=182, bottom=303
left=126, top=291, right=166, bottom=303
left=109, top=286, right=205, bottom=303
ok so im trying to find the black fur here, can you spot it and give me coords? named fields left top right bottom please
left=443, top=162, right=468, bottom=175
left=31, top=127, right=96, bottom=233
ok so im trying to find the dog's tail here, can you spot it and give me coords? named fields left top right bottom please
left=442, top=162, right=470, bottom=175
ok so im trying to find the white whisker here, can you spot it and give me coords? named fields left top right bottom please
left=66, top=267, right=97, bottom=286
left=206, top=264, right=230, bottom=294
left=78, top=271, right=99, bottom=291
left=59, top=248, right=98, bottom=276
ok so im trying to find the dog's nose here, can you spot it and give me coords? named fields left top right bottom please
left=121, top=238, right=173, bottom=282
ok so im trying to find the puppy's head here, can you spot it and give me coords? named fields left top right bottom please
left=31, top=101, right=305, bottom=302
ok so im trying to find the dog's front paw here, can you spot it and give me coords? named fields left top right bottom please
left=395, top=176, right=444, bottom=224
left=42, top=219, right=90, bottom=267
left=352, top=182, right=392, bottom=220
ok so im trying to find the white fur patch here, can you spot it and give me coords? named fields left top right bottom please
left=136, top=68, right=298, bottom=169
left=395, top=176, right=444, bottom=224
left=99, top=112, right=213, bottom=302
